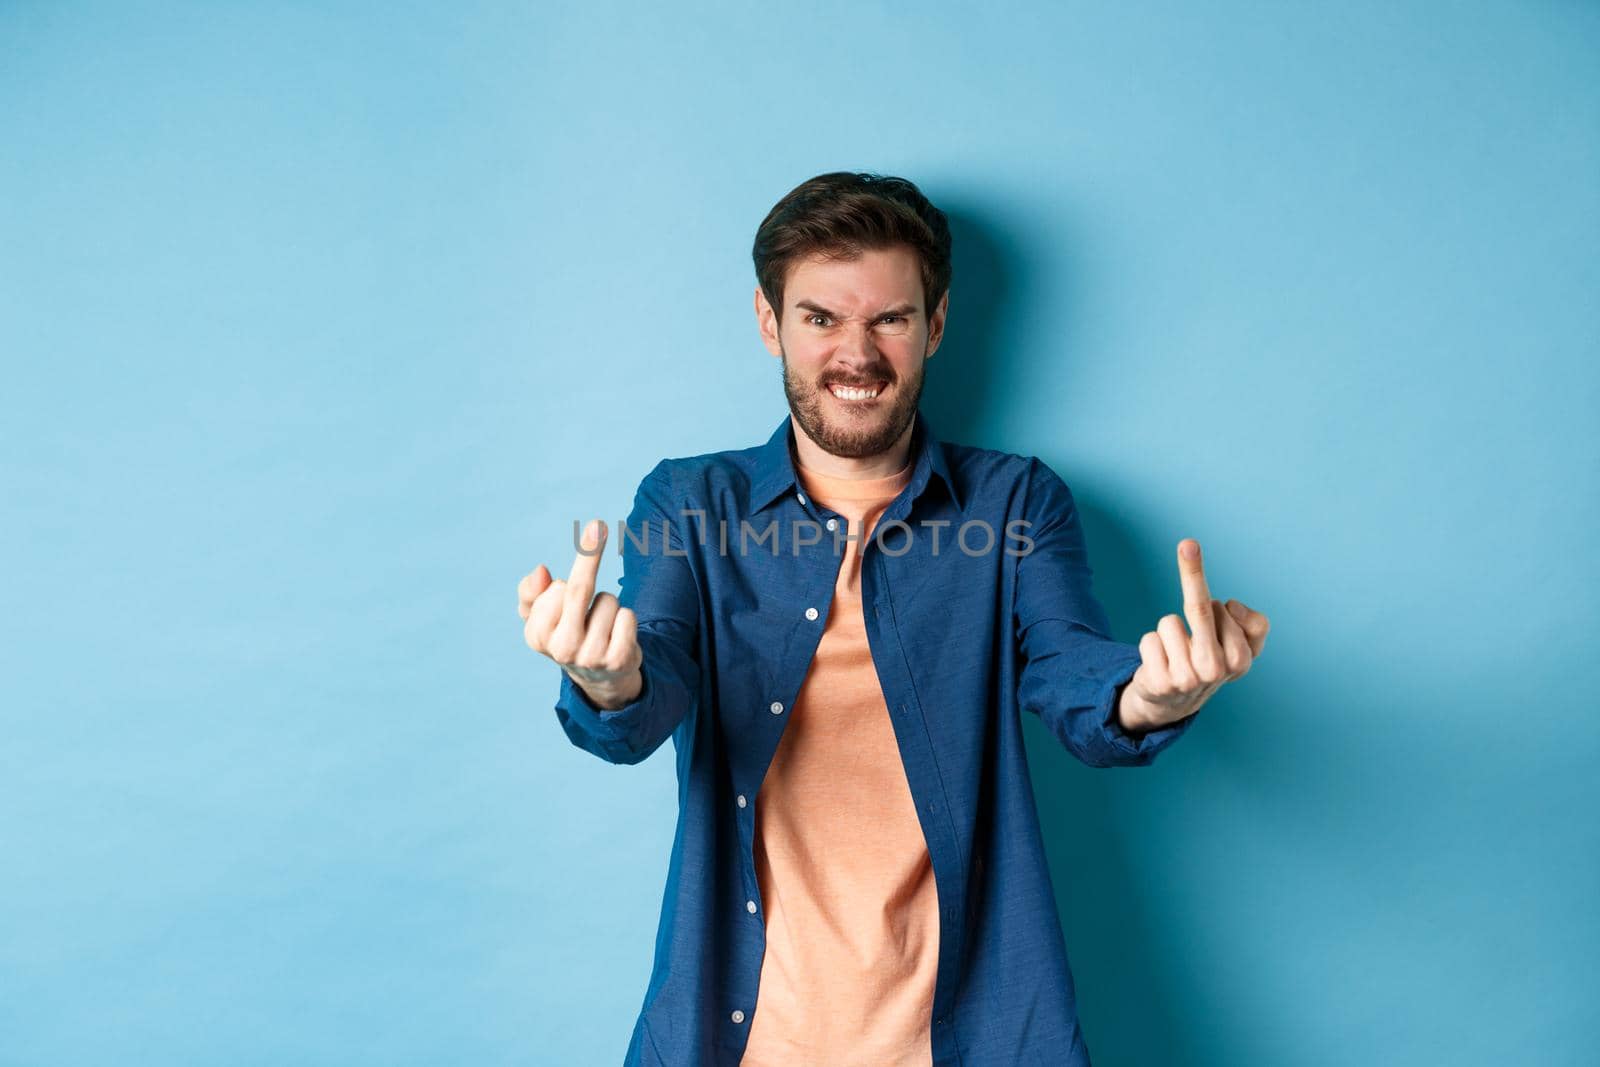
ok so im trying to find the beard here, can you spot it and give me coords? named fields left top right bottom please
left=780, top=345, right=926, bottom=460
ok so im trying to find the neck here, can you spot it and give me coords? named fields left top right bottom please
left=790, top=414, right=916, bottom=480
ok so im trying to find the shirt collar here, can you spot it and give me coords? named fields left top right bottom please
left=749, top=409, right=963, bottom=515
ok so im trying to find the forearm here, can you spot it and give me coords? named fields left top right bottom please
left=572, top=667, right=643, bottom=712
left=1113, top=679, right=1154, bottom=738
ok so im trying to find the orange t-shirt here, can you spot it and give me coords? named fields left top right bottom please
left=741, top=456, right=938, bottom=1067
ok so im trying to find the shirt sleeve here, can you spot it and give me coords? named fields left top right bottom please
left=1012, top=458, right=1196, bottom=768
left=552, top=461, right=701, bottom=765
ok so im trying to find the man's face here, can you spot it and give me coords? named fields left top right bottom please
left=756, top=244, right=948, bottom=460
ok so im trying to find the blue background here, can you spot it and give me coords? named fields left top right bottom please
left=3, top=2, right=1596, bottom=1064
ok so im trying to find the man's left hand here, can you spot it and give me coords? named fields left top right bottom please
left=1117, top=538, right=1270, bottom=734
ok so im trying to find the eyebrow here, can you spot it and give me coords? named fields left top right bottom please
left=794, top=300, right=920, bottom=319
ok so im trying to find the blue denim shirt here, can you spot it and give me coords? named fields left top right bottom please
left=553, top=410, right=1196, bottom=1066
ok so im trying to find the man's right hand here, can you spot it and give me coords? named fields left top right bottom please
left=519, top=518, right=644, bottom=710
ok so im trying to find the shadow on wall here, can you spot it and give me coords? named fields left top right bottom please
left=919, top=204, right=1022, bottom=449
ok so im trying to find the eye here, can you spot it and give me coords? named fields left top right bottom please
left=806, top=314, right=830, bottom=327
left=878, top=315, right=905, bottom=325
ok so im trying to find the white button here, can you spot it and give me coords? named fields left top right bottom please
left=825, top=518, right=838, bottom=531
left=804, top=607, right=819, bottom=621
left=746, top=899, right=757, bottom=913
left=737, top=793, right=747, bottom=807
left=731, top=1009, right=746, bottom=1024
left=796, top=492, right=807, bottom=505
left=769, top=701, right=783, bottom=714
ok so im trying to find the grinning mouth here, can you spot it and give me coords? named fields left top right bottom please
left=827, top=380, right=887, bottom=401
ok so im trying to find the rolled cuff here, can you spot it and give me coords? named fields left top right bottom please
left=1094, top=653, right=1198, bottom=766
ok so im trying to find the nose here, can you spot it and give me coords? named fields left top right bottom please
left=834, top=319, right=880, bottom=365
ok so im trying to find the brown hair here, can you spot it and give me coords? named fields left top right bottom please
left=752, top=171, right=952, bottom=327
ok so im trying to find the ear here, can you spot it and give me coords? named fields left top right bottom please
left=925, top=290, right=949, bottom=359
left=755, top=286, right=783, bottom=358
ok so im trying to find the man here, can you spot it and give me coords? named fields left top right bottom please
left=517, top=172, right=1270, bottom=1066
